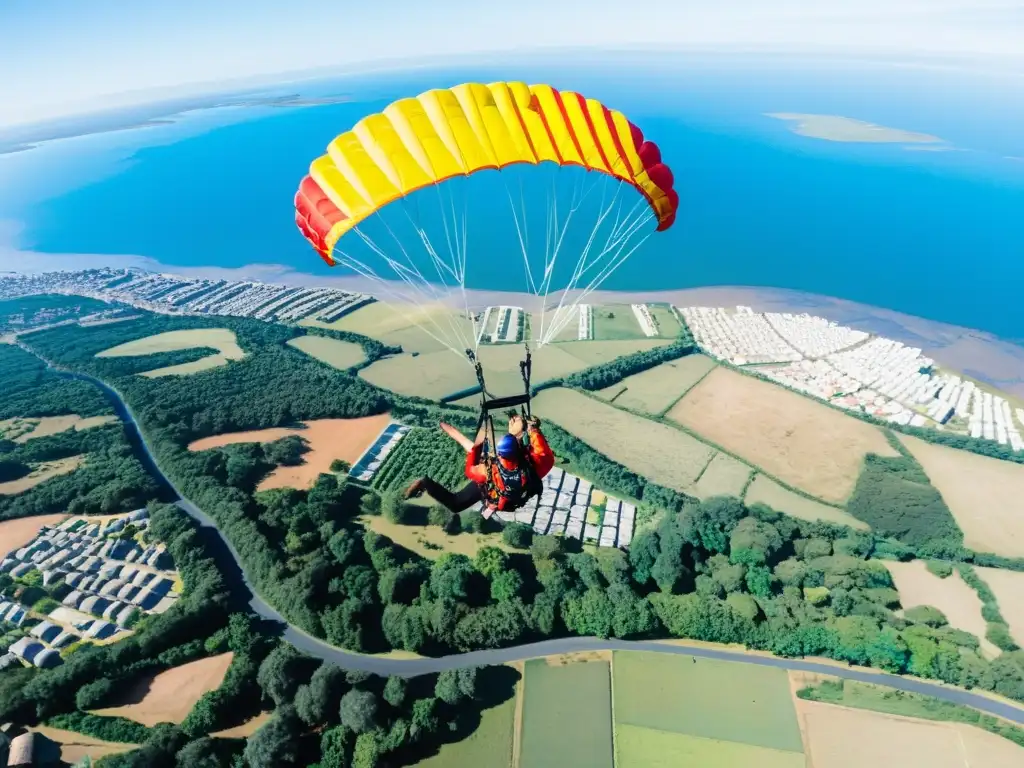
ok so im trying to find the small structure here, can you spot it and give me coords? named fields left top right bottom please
left=7, top=731, right=61, bottom=766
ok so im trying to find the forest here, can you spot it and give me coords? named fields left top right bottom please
left=0, top=345, right=164, bottom=520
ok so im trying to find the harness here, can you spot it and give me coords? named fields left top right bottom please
left=466, top=344, right=537, bottom=510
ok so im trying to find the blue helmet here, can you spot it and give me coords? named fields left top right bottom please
left=496, top=434, right=520, bottom=459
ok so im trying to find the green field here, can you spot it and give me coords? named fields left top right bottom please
left=532, top=388, right=715, bottom=492
left=693, top=452, right=754, bottom=498
left=591, top=304, right=649, bottom=340
left=598, top=354, right=717, bottom=415
left=647, top=305, right=682, bottom=337
left=286, top=335, right=366, bottom=370
left=418, top=692, right=516, bottom=768
left=557, top=338, right=672, bottom=365
left=520, top=659, right=614, bottom=768
left=616, top=725, right=805, bottom=768
left=744, top=474, right=868, bottom=530
left=612, top=652, right=804, bottom=753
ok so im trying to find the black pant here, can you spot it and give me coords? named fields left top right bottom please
left=419, top=477, right=484, bottom=513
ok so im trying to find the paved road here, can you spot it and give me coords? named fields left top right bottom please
left=25, top=346, right=1024, bottom=725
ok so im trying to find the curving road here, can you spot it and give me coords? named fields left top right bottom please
left=24, top=345, right=1024, bottom=725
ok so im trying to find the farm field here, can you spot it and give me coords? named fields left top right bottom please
left=32, top=725, right=136, bottom=764
left=0, top=455, right=84, bottom=496
left=612, top=651, right=803, bottom=753
left=519, top=658, right=613, bottom=768
left=591, top=304, right=648, bottom=340
left=97, top=327, right=245, bottom=359
left=93, top=652, right=234, bottom=726
left=96, top=327, right=246, bottom=377
left=361, top=515, right=516, bottom=560
left=897, top=434, right=1024, bottom=558
left=669, top=367, right=898, bottom=504
left=974, top=566, right=1024, bottom=647
left=744, top=474, right=868, bottom=530
left=533, top=388, right=715, bottom=492
left=286, top=334, right=366, bottom=369
left=0, top=513, right=67, bottom=555
left=187, top=415, right=391, bottom=491
left=139, top=355, right=232, bottom=378
left=0, top=414, right=116, bottom=443
left=359, top=339, right=665, bottom=401
left=693, top=452, right=753, bottom=499
left=418, top=690, right=516, bottom=768
left=648, top=304, right=681, bottom=336
left=597, top=354, right=717, bottom=415
left=616, top=726, right=804, bottom=768
left=884, top=560, right=997, bottom=657
left=309, top=300, right=473, bottom=355
left=557, top=338, right=671, bottom=366
left=796, top=698, right=1022, bottom=768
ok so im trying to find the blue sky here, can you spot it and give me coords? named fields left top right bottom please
left=2, top=0, right=1023, bottom=126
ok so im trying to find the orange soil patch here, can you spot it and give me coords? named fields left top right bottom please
left=668, top=367, right=898, bottom=504
left=93, top=652, right=234, bottom=726
left=33, top=725, right=137, bottom=763
left=0, top=455, right=84, bottom=496
left=0, top=513, right=68, bottom=557
left=885, top=559, right=998, bottom=658
left=187, top=415, right=392, bottom=491
left=898, top=434, right=1024, bottom=558
left=211, top=711, right=272, bottom=739
left=795, top=697, right=1023, bottom=768
left=975, top=567, right=1024, bottom=648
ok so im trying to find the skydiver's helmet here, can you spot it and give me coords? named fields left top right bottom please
left=496, top=434, right=521, bottom=462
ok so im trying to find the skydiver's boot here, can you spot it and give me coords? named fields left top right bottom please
left=404, top=478, right=426, bottom=499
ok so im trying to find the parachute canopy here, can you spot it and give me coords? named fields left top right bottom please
left=294, top=81, right=678, bottom=265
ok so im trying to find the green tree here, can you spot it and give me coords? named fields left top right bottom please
left=491, top=569, right=524, bottom=602
left=502, top=522, right=532, bottom=549
left=410, top=697, right=440, bottom=741
left=257, top=644, right=307, bottom=706
left=904, top=605, right=948, bottom=627
left=244, top=705, right=301, bottom=768
left=174, top=737, right=221, bottom=768
left=295, top=663, right=347, bottom=727
left=339, top=689, right=378, bottom=734
left=430, top=554, right=475, bottom=601
left=352, top=730, right=384, bottom=768
left=474, top=547, right=508, bottom=579
left=383, top=676, right=406, bottom=708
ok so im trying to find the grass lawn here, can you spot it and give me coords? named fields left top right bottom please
left=612, top=651, right=803, bottom=753
left=520, top=659, right=613, bottom=768
left=616, top=726, right=805, bottom=768
left=418, top=690, right=516, bottom=768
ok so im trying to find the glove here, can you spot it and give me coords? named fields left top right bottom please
left=525, top=416, right=541, bottom=431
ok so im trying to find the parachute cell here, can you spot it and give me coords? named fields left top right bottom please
left=294, top=82, right=678, bottom=266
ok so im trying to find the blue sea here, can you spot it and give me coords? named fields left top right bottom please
left=3, top=52, right=1023, bottom=338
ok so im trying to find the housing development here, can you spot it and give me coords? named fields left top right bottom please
left=0, top=509, right=179, bottom=671
left=0, top=268, right=372, bottom=324
left=681, top=305, right=1024, bottom=451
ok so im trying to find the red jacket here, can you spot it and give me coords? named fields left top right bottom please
left=465, top=429, right=555, bottom=510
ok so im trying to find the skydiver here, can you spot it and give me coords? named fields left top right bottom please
left=404, top=414, right=555, bottom=517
